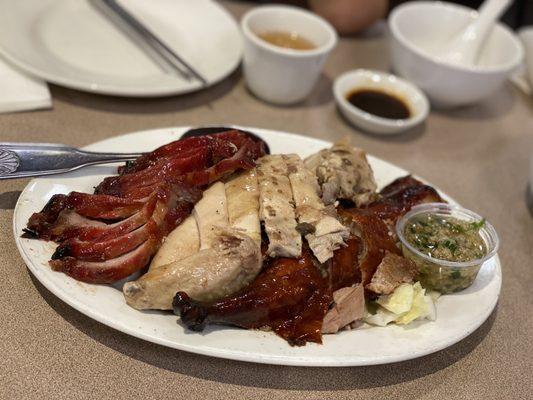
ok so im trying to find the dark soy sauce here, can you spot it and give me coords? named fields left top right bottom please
left=346, top=89, right=411, bottom=120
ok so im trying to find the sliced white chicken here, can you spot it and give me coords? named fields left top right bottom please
left=193, top=181, right=228, bottom=250
left=256, top=155, right=301, bottom=258
left=149, top=215, right=199, bottom=270
left=283, top=154, right=349, bottom=263
left=123, top=228, right=262, bottom=310
left=225, top=169, right=261, bottom=247
left=304, top=138, right=378, bottom=207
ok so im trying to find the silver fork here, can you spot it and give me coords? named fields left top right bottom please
left=0, top=143, right=143, bottom=180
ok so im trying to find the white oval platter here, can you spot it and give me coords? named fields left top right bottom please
left=13, top=127, right=501, bottom=367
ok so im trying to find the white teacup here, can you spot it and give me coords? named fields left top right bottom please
left=241, top=5, right=337, bottom=105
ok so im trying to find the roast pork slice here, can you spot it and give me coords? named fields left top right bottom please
left=322, top=284, right=365, bottom=334
left=283, top=154, right=349, bottom=263
left=225, top=169, right=261, bottom=247
left=304, top=138, right=378, bottom=207
left=366, top=252, right=418, bottom=295
left=194, top=182, right=229, bottom=250
left=123, top=228, right=262, bottom=310
left=257, top=155, right=301, bottom=258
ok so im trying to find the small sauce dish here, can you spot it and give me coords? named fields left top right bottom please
left=333, top=69, right=429, bottom=135
left=396, top=203, right=499, bottom=294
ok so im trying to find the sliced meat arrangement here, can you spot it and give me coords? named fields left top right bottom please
left=24, top=131, right=447, bottom=346
left=284, top=154, right=349, bottom=263
left=193, top=182, right=229, bottom=250
left=304, top=138, right=378, bottom=207
left=174, top=231, right=365, bottom=345
left=123, top=169, right=262, bottom=310
left=24, top=131, right=267, bottom=284
left=49, top=182, right=199, bottom=283
left=173, top=171, right=445, bottom=345
left=118, top=130, right=266, bottom=175
left=96, top=130, right=266, bottom=198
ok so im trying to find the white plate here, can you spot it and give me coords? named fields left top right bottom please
left=0, top=0, right=242, bottom=97
left=13, top=127, right=501, bottom=367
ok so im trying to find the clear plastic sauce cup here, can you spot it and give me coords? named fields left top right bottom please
left=396, top=203, right=499, bottom=293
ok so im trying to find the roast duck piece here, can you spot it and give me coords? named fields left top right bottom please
left=23, top=130, right=267, bottom=284
left=173, top=172, right=443, bottom=346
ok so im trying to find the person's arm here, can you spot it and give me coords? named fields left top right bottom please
left=308, top=0, right=389, bottom=35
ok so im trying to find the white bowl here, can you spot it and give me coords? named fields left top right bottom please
left=241, top=5, right=337, bottom=105
left=333, top=69, right=429, bottom=135
left=518, top=27, right=533, bottom=90
left=389, top=1, right=524, bottom=108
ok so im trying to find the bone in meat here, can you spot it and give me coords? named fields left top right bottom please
left=304, top=138, right=378, bottom=207
left=283, top=154, right=349, bottom=263
left=339, top=208, right=401, bottom=286
left=173, top=246, right=331, bottom=345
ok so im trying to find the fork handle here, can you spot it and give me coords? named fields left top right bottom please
left=0, top=142, right=143, bottom=180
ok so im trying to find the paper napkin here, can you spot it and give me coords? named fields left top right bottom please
left=0, top=57, right=51, bottom=114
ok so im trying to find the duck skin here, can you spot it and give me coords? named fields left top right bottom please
left=174, top=247, right=332, bottom=346
left=173, top=235, right=364, bottom=346
left=363, top=175, right=444, bottom=227
left=172, top=175, right=445, bottom=345
left=338, top=208, right=401, bottom=286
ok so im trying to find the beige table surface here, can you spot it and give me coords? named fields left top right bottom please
left=1, top=1, right=533, bottom=399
